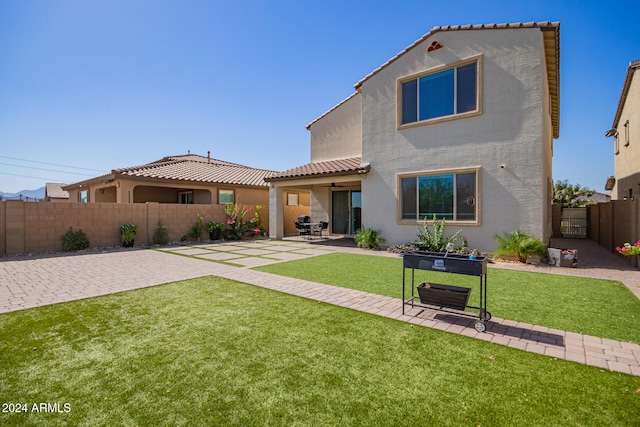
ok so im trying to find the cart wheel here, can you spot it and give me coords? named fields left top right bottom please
left=474, top=321, right=486, bottom=333
left=481, top=310, right=492, bottom=321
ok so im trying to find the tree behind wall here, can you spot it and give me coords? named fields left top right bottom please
left=553, top=180, right=595, bottom=208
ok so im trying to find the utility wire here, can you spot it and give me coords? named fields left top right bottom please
left=0, top=171, right=71, bottom=182
left=0, top=155, right=108, bottom=173
left=0, top=162, right=95, bottom=177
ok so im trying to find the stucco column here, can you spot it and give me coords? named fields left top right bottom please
left=269, top=184, right=284, bottom=239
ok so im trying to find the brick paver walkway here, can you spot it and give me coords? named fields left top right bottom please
left=1, top=239, right=639, bottom=376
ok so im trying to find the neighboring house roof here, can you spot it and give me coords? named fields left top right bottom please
left=578, top=191, right=611, bottom=204
left=265, top=157, right=370, bottom=182
left=45, top=183, right=69, bottom=199
left=607, top=59, right=640, bottom=133
left=63, top=154, right=275, bottom=189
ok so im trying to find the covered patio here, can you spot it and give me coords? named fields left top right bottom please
left=266, top=157, right=369, bottom=240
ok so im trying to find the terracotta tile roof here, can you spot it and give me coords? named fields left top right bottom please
left=63, top=154, right=275, bottom=189
left=265, top=157, right=369, bottom=182
left=352, top=21, right=560, bottom=138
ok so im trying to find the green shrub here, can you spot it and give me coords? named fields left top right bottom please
left=415, top=214, right=462, bottom=252
left=62, top=228, right=90, bottom=252
left=354, top=227, right=383, bottom=250
left=189, top=213, right=204, bottom=240
left=153, top=221, right=169, bottom=245
left=494, top=230, right=546, bottom=263
left=120, top=223, right=138, bottom=244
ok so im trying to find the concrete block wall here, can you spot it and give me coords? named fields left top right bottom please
left=1, top=201, right=269, bottom=255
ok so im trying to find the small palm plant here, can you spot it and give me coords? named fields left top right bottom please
left=354, top=227, right=383, bottom=250
left=494, top=230, right=546, bottom=263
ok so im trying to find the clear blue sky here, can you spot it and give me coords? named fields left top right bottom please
left=1, top=0, right=639, bottom=194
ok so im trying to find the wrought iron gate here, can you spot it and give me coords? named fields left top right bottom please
left=561, top=208, right=588, bottom=238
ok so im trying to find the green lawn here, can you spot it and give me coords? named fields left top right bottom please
left=0, top=277, right=638, bottom=426
left=255, top=253, right=640, bottom=343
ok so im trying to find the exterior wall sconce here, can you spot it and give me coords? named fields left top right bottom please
left=427, top=41, right=443, bottom=52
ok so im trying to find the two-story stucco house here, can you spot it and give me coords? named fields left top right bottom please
left=605, top=60, right=640, bottom=200
left=267, top=21, right=560, bottom=251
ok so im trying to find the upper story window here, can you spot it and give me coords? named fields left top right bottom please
left=400, top=60, right=478, bottom=126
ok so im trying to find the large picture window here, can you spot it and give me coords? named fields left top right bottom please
left=401, top=61, right=478, bottom=125
left=400, top=170, right=477, bottom=221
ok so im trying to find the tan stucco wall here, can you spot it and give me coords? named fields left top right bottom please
left=309, top=94, right=362, bottom=162
left=613, top=71, right=640, bottom=200
left=357, top=28, right=553, bottom=251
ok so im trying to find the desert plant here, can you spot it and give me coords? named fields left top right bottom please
left=494, top=230, right=546, bottom=263
left=224, top=200, right=252, bottom=239
left=120, top=223, right=138, bottom=244
left=415, top=214, right=462, bottom=252
left=354, top=227, right=383, bottom=250
left=189, top=213, right=204, bottom=240
left=62, top=228, right=90, bottom=252
left=153, top=221, right=170, bottom=245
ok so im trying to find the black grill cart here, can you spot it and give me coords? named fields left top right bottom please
left=402, top=251, right=491, bottom=332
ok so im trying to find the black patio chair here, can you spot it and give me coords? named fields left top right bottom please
left=295, top=220, right=311, bottom=238
left=319, top=221, right=329, bottom=237
left=312, top=221, right=329, bottom=238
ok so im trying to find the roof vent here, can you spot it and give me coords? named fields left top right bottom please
left=427, top=41, right=443, bottom=52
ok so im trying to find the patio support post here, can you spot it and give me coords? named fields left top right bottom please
left=269, top=184, right=285, bottom=239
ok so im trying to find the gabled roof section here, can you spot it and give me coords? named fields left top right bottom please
left=63, top=154, right=275, bottom=189
left=353, top=21, right=561, bottom=138
left=306, top=92, right=359, bottom=130
left=265, top=157, right=369, bottom=182
left=609, top=59, right=640, bottom=131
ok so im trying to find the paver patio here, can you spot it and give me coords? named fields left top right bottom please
left=0, top=238, right=638, bottom=376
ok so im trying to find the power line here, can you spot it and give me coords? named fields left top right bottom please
left=0, top=171, right=71, bottom=182
left=0, top=162, right=95, bottom=177
left=0, top=155, right=108, bottom=173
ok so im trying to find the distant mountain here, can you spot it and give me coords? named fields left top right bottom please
left=0, top=186, right=46, bottom=200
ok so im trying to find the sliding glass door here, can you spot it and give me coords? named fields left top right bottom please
left=331, top=190, right=361, bottom=235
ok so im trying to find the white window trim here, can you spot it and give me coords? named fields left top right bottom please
left=397, top=54, right=483, bottom=130
left=396, top=166, right=482, bottom=226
